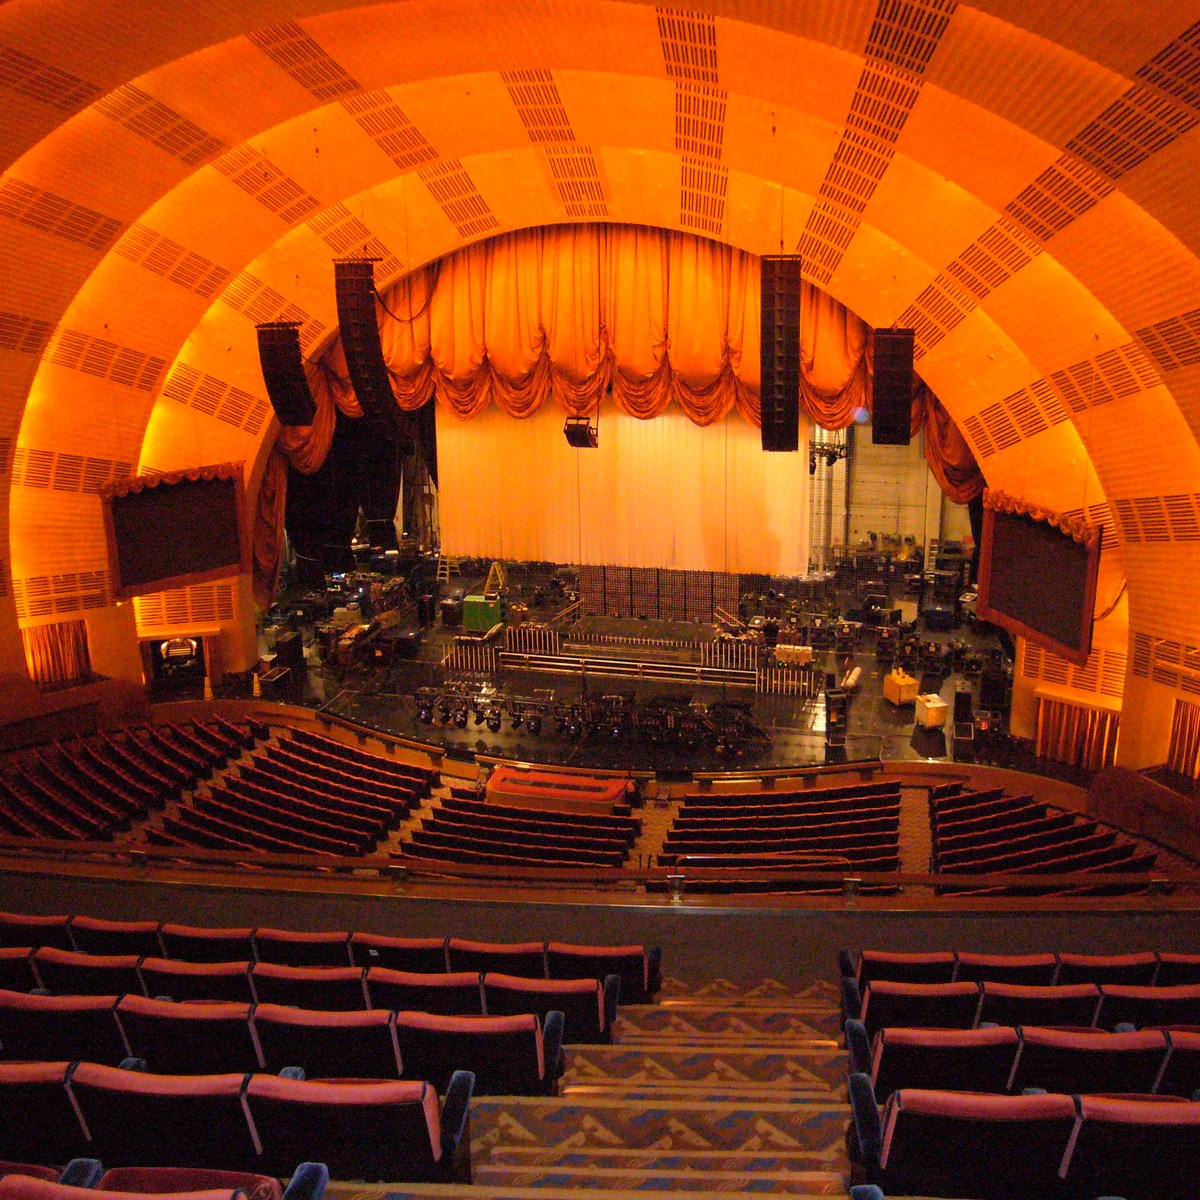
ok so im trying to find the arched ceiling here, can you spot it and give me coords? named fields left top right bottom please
left=2, top=0, right=1200, bottom=697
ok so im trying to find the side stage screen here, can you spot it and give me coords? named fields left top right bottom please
left=977, top=503, right=1102, bottom=666
left=104, top=467, right=246, bottom=598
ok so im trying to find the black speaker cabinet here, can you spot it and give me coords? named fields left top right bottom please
left=256, top=322, right=316, bottom=426
left=272, top=630, right=305, bottom=676
left=980, top=666, right=1008, bottom=709
left=954, top=688, right=973, bottom=724
left=760, top=255, right=802, bottom=452
left=334, top=259, right=405, bottom=439
left=872, top=328, right=914, bottom=445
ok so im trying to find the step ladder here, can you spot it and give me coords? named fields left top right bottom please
left=436, top=555, right=462, bottom=585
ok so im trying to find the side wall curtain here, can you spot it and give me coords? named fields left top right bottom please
left=253, top=225, right=983, bottom=605
left=21, top=619, right=91, bottom=689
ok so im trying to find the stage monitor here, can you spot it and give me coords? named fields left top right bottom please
left=976, top=490, right=1102, bottom=666
left=102, top=463, right=248, bottom=599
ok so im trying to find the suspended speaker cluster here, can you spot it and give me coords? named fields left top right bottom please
left=759, top=255, right=802, bottom=452
left=871, top=328, right=915, bottom=446
left=255, top=322, right=316, bottom=426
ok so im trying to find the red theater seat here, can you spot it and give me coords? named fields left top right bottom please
left=115, top=996, right=261, bottom=1074
left=0, top=1062, right=87, bottom=1164
left=952, top=951, right=1058, bottom=986
left=483, top=973, right=615, bottom=1044
left=1097, top=983, right=1200, bottom=1030
left=1055, top=951, right=1159, bottom=986
left=69, top=918, right=162, bottom=959
left=975, top=981, right=1100, bottom=1029
left=349, top=934, right=447, bottom=973
left=252, top=931, right=351, bottom=969
left=364, top=969, right=484, bottom=1016
left=1009, top=1026, right=1169, bottom=1096
left=0, top=989, right=127, bottom=1063
left=858, top=981, right=980, bottom=1038
left=445, top=939, right=546, bottom=977
left=32, top=948, right=144, bottom=998
left=0, top=915, right=72, bottom=953
left=249, top=964, right=366, bottom=1012
left=855, top=951, right=957, bottom=989
left=869, top=1025, right=1019, bottom=1102
left=546, top=942, right=661, bottom=1003
left=0, top=950, right=37, bottom=994
left=158, top=926, right=256, bottom=964
left=251, top=1005, right=399, bottom=1079
left=138, top=959, right=253, bottom=1005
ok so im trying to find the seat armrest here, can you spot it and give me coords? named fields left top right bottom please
left=837, top=949, right=856, bottom=979
left=647, top=947, right=663, bottom=997
left=279, top=1066, right=306, bottom=1080
left=119, top=1057, right=148, bottom=1071
left=441, top=1069, right=475, bottom=1182
left=841, top=976, right=863, bottom=1030
left=849, top=1187, right=885, bottom=1200
left=282, top=1162, right=329, bottom=1200
left=60, top=1160, right=103, bottom=1188
left=543, top=1010, right=566, bottom=1084
left=845, top=1019, right=871, bottom=1076
left=602, top=973, right=621, bottom=1037
left=847, top=1072, right=882, bottom=1164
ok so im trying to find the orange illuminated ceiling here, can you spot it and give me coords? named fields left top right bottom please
left=2, top=0, right=1200, bottom=692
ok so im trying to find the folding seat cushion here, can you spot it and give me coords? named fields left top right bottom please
left=1097, top=984, right=1200, bottom=1031
left=0, top=1180, right=241, bottom=1200
left=158, top=926, right=257, bottom=964
left=852, top=1082, right=1079, bottom=1199
left=1061, top=1094, right=1200, bottom=1200
left=0, top=914, right=72, bottom=952
left=445, top=939, right=546, bottom=977
left=1055, top=951, right=1159, bottom=986
left=98, top=1166, right=281, bottom=1200
left=0, top=1062, right=88, bottom=1164
left=1156, top=952, right=1200, bottom=987
left=483, top=973, right=614, bottom=1044
left=546, top=942, right=661, bottom=1003
left=364, top=969, right=484, bottom=1016
left=115, top=997, right=261, bottom=1074
left=0, top=950, right=37, bottom=994
left=870, top=1026, right=1019, bottom=1102
left=855, top=951, right=957, bottom=989
left=67, top=1063, right=258, bottom=1170
left=69, top=918, right=162, bottom=959
left=349, top=934, right=447, bottom=973
left=0, top=1165, right=58, bottom=1183
left=859, top=981, right=980, bottom=1038
left=952, top=952, right=1058, bottom=986
left=244, top=1072, right=474, bottom=1183
left=251, top=1005, right=399, bottom=1078
left=1159, top=1029, right=1200, bottom=1097
left=394, top=1011, right=560, bottom=1096
left=138, top=960, right=253, bottom=1005
left=0, top=989, right=127, bottom=1064
left=252, top=931, right=351, bottom=968
left=32, top=949, right=144, bottom=998
left=975, top=982, right=1100, bottom=1029
left=249, top=964, right=366, bottom=1012
left=1009, top=1026, right=1169, bottom=1096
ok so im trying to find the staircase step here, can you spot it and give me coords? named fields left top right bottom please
left=615, top=1007, right=842, bottom=1041
left=655, top=979, right=841, bottom=1007
left=354, top=1185, right=843, bottom=1200
left=476, top=1163, right=846, bottom=1192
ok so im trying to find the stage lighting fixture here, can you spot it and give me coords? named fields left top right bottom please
left=510, top=713, right=523, bottom=729
left=438, top=701, right=452, bottom=722
left=825, top=451, right=838, bottom=467
left=556, top=718, right=568, bottom=734
left=486, top=714, right=502, bottom=733
left=526, top=716, right=542, bottom=735
left=809, top=459, right=817, bottom=475
left=417, top=707, right=433, bottom=724
left=474, top=708, right=486, bottom=726
left=454, top=708, right=468, bottom=728
left=564, top=416, right=598, bottom=448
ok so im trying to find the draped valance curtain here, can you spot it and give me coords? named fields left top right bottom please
left=253, top=224, right=983, bottom=605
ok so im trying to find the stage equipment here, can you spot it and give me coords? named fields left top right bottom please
left=760, top=254, right=802, bottom=452
left=823, top=689, right=848, bottom=748
left=980, top=665, right=1008, bottom=709
left=871, top=328, right=914, bottom=445
left=272, top=630, right=305, bottom=679
left=954, top=688, right=973, bottom=725
left=256, top=322, right=316, bottom=425
left=464, top=594, right=503, bottom=633
left=440, top=596, right=463, bottom=628
left=564, top=415, right=598, bottom=448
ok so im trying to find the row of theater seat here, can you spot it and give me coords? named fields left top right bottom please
left=0, top=917, right=662, bottom=1002
left=0, top=1160, right=328, bottom=1200
left=847, top=1021, right=1200, bottom=1101
left=0, top=991, right=563, bottom=1094
left=0, top=964, right=620, bottom=1040
left=841, top=947, right=1200, bottom=988
left=847, top=1076, right=1199, bottom=1200
left=0, top=1060, right=474, bottom=1184
left=844, top=976, right=1200, bottom=1036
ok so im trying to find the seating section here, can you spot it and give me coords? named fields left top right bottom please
left=929, top=786, right=1159, bottom=895
left=405, top=795, right=640, bottom=870
left=656, top=779, right=903, bottom=893
left=0, top=721, right=256, bottom=844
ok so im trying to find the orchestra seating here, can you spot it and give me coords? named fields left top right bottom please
left=0, top=1162, right=330, bottom=1200
left=655, top=778, right=903, bottom=893
left=929, top=785, right=1159, bottom=894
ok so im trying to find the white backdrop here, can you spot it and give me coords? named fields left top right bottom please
left=436, top=401, right=809, bottom=574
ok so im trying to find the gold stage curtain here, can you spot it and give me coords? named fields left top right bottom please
left=912, top=382, right=986, bottom=504
left=1036, top=696, right=1120, bottom=772
left=21, top=619, right=91, bottom=689
left=1167, top=699, right=1200, bottom=779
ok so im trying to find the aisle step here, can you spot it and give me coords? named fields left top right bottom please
left=655, top=979, right=841, bottom=1007
left=358, top=1185, right=845, bottom=1200
left=615, top=1006, right=842, bottom=1041
left=476, top=1163, right=845, bottom=1192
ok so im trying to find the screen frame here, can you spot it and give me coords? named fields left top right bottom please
left=975, top=490, right=1103, bottom=667
left=101, top=462, right=249, bottom=600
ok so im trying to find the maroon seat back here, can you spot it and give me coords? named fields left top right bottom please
left=0, top=989, right=126, bottom=1064
left=0, top=1062, right=86, bottom=1164
left=252, top=1004, right=399, bottom=1078
left=1011, top=1026, right=1169, bottom=1096
left=1159, top=1029, right=1200, bottom=1097
left=252, top=930, right=351, bottom=968
left=856, top=951, right=957, bottom=989
left=395, top=1011, right=545, bottom=1095
left=69, top=918, right=162, bottom=959
left=546, top=943, right=653, bottom=1003
left=1055, top=951, right=1159, bottom=986
left=0, top=1179, right=240, bottom=1200
left=446, top=939, right=546, bottom=978
left=976, top=981, right=1100, bottom=1029
left=138, top=960, right=253, bottom=1005
left=953, top=951, right=1057, bottom=986
left=0, top=914, right=72, bottom=953
left=349, top=934, right=447, bottom=973
left=115, top=996, right=261, bottom=1074
left=364, top=969, right=484, bottom=1015
left=1097, top=984, right=1200, bottom=1031
left=244, top=1074, right=442, bottom=1181
left=860, top=981, right=980, bottom=1038
left=32, top=948, right=144, bottom=998
left=68, top=1062, right=257, bottom=1170
left=158, top=926, right=257, bottom=964
left=249, top=964, right=366, bottom=1011
left=0, top=950, right=37, bottom=994
left=871, top=1025, right=1019, bottom=1102
left=483, top=973, right=606, bottom=1043
left=1156, top=952, right=1200, bottom=987
left=98, top=1167, right=279, bottom=1200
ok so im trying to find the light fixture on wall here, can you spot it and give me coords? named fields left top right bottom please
left=564, top=415, right=598, bottom=448
left=808, top=443, right=846, bottom=473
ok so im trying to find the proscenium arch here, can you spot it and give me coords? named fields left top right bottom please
left=3, top=0, right=1200, bottom=767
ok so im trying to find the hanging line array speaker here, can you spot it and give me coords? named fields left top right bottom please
left=333, top=258, right=407, bottom=447
left=760, top=255, right=802, bottom=452
left=872, top=328, right=915, bottom=445
left=256, top=322, right=316, bottom=426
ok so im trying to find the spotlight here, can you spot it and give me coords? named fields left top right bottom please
left=809, top=459, right=817, bottom=475
left=510, top=713, right=523, bottom=730
left=526, top=716, right=542, bottom=735
left=454, top=707, right=468, bottom=728
left=486, top=714, right=502, bottom=733
left=474, top=709, right=486, bottom=726
left=417, top=707, right=433, bottom=724
left=438, top=701, right=452, bottom=722
left=826, top=451, right=838, bottom=467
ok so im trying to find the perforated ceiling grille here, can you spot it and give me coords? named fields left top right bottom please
left=307, top=203, right=403, bottom=281
left=544, top=145, right=609, bottom=218
left=248, top=22, right=360, bottom=100
left=502, top=69, right=575, bottom=143
left=1135, top=306, right=1200, bottom=371
left=895, top=273, right=974, bottom=357
left=111, top=224, right=231, bottom=299
left=94, top=84, right=227, bottom=166
left=680, top=157, right=726, bottom=235
left=1137, top=19, right=1200, bottom=111
left=1004, top=153, right=1115, bottom=242
left=798, top=0, right=953, bottom=288
left=0, top=438, right=11, bottom=477
left=212, top=147, right=321, bottom=224
left=160, top=362, right=270, bottom=436
left=942, top=218, right=1042, bottom=302
left=418, top=159, right=500, bottom=239
left=9, top=446, right=131, bottom=494
left=45, top=328, right=166, bottom=392
left=0, top=179, right=123, bottom=250
left=340, top=90, right=437, bottom=171
left=1109, top=492, right=1200, bottom=544
left=675, top=81, right=726, bottom=160
left=0, top=312, right=54, bottom=355
left=1022, top=643, right=1125, bottom=700
left=13, top=571, right=110, bottom=620
left=1130, top=632, right=1200, bottom=697
left=0, top=46, right=101, bottom=110
left=656, top=7, right=718, bottom=84
left=1067, top=84, right=1199, bottom=179
left=220, top=270, right=326, bottom=350
left=133, top=582, right=236, bottom=630
left=1049, top=345, right=1161, bottom=411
